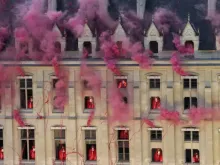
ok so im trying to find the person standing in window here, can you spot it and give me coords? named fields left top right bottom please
left=118, top=80, right=127, bottom=88
left=28, top=97, right=33, bottom=109
left=59, top=145, right=66, bottom=161
left=30, top=146, right=35, bottom=160
left=0, top=147, right=3, bottom=160
left=152, top=97, right=160, bottom=109
left=193, top=152, right=199, bottom=163
left=88, top=145, right=97, bottom=161
left=86, top=97, right=95, bottom=109
left=154, top=149, right=162, bottom=162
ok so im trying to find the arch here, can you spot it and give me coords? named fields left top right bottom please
left=185, top=40, right=194, bottom=49
left=149, top=41, right=158, bottom=53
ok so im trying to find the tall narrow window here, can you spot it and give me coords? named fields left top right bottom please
left=20, top=42, right=29, bottom=54
left=54, top=129, right=66, bottom=162
left=0, top=128, right=3, bottom=160
left=54, top=41, right=61, bottom=54
left=149, top=41, right=158, bottom=53
left=19, top=77, right=33, bottom=110
left=152, top=148, right=163, bottom=162
left=51, top=77, right=62, bottom=113
left=85, top=130, right=97, bottom=161
left=118, top=130, right=129, bottom=162
left=21, top=128, right=35, bottom=160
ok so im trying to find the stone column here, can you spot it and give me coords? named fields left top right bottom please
left=68, top=69, right=76, bottom=117
left=133, top=70, right=141, bottom=118
left=132, top=121, right=142, bottom=165
left=204, top=121, right=214, bottom=165
left=142, top=125, right=150, bottom=164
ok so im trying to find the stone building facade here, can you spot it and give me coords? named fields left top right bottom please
left=0, top=0, right=220, bottom=165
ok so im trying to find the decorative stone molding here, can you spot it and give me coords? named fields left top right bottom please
left=215, top=29, right=220, bottom=50
left=78, top=22, right=96, bottom=55
left=144, top=18, right=163, bottom=53
left=112, top=17, right=127, bottom=42
left=179, top=14, right=199, bottom=51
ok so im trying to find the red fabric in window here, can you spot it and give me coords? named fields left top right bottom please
left=119, top=130, right=128, bottom=139
left=151, top=97, right=160, bottom=109
left=30, top=146, right=35, bottom=159
left=88, top=146, right=97, bottom=161
left=154, top=149, right=163, bottom=162
left=193, top=153, right=199, bottom=163
left=28, top=97, right=33, bottom=109
left=86, top=97, right=95, bottom=109
left=0, top=148, right=3, bottom=160
left=59, top=147, right=66, bottom=161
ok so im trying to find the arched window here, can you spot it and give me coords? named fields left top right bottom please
left=54, top=41, right=61, bottom=54
left=83, top=41, right=92, bottom=54
left=152, top=148, right=163, bottom=162
left=185, top=40, right=194, bottom=49
left=149, top=41, right=158, bottom=53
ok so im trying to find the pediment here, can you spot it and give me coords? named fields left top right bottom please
left=81, top=23, right=93, bottom=38
left=182, top=22, right=196, bottom=37
left=114, top=23, right=126, bottom=37
left=147, top=22, right=160, bottom=37
left=52, top=25, right=62, bottom=38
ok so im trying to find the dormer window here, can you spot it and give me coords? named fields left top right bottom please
left=56, top=0, right=65, bottom=11
left=185, top=41, right=194, bottom=49
left=20, top=42, right=29, bottom=54
left=83, top=42, right=92, bottom=55
left=149, top=41, right=158, bottom=53
left=117, top=79, right=127, bottom=89
left=54, top=41, right=61, bottom=54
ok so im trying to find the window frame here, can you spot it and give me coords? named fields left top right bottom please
left=18, top=76, right=33, bottom=111
left=185, top=149, right=200, bottom=163
left=53, top=128, right=66, bottom=161
left=0, top=127, right=3, bottom=160
left=19, top=127, right=35, bottom=161
left=150, top=130, right=162, bottom=141
left=183, top=129, right=199, bottom=142
left=117, top=130, right=130, bottom=162
left=51, top=76, right=63, bottom=113
left=84, top=96, right=95, bottom=113
left=151, top=148, right=163, bottom=162
left=184, top=97, right=198, bottom=110
left=84, top=130, right=97, bottom=162
left=182, top=76, right=198, bottom=89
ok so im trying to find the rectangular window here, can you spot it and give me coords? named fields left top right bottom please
left=21, top=128, right=35, bottom=160
left=54, top=129, right=66, bottom=161
left=84, top=96, right=95, bottom=113
left=52, top=77, right=62, bottom=113
left=19, top=77, right=33, bottom=110
left=149, top=78, right=160, bottom=89
left=150, top=130, right=162, bottom=141
left=152, top=148, right=163, bottom=162
left=151, top=97, right=161, bottom=110
left=184, top=130, right=199, bottom=142
left=85, top=130, right=97, bottom=161
left=56, top=0, right=65, bottom=11
left=118, top=130, right=129, bottom=162
left=183, top=78, right=197, bottom=89
left=0, top=129, right=3, bottom=160
left=185, top=149, right=200, bottom=163
left=184, top=97, right=197, bottom=110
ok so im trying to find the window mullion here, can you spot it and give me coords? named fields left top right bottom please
left=25, top=80, right=27, bottom=109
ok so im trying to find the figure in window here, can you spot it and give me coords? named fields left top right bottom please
left=30, top=146, right=35, bottom=160
left=193, top=152, right=199, bottom=163
left=117, top=80, right=127, bottom=88
left=119, top=130, right=129, bottom=139
left=86, top=97, right=95, bottom=109
left=0, top=147, right=3, bottom=160
left=59, top=145, right=66, bottom=161
left=151, top=97, right=160, bottom=109
left=154, top=149, right=163, bottom=162
left=28, top=97, right=33, bottom=109
left=88, top=145, right=97, bottom=161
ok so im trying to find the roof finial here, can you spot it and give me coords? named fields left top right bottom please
left=188, top=13, right=190, bottom=22
left=152, top=15, right=154, bottom=22
left=118, top=15, right=121, bottom=23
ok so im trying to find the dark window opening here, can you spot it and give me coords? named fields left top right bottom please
left=85, top=96, right=95, bottom=109
left=56, top=0, right=65, bottom=11
left=151, top=97, right=160, bottom=109
left=65, top=29, right=78, bottom=51
left=83, top=41, right=92, bottom=54
left=20, top=42, right=29, bottom=54
left=118, top=130, right=129, bottom=140
left=184, top=131, right=191, bottom=141
left=149, top=78, right=160, bottom=89
left=53, top=78, right=58, bottom=89
left=122, top=97, right=128, bottom=104
left=54, top=41, right=61, bottom=54
left=20, top=78, right=33, bottom=109
left=149, top=41, right=158, bottom=53
left=54, top=129, right=66, bottom=161
left=21, top=129, right=35, bottom=160
left=0, top=129, right=3, bottom=160
left=118, top=130, right=129, bottom=162
left=85, top=130, right=97, bottom=161
left=0, top=39, right=7, bottom=52
left=185, top=41, right=194, bottom=49
left=184, top=97, right=197, bottom=110
left=150, top=130, right=162, bottom=141
left=117, top=79, right=127, bottom=88
left=185, top=149, right=200, bottom=163
left=152, top=148, right=163, bottom=162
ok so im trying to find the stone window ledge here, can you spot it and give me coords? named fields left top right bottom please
left=85, top=161, right=97, bottom=165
